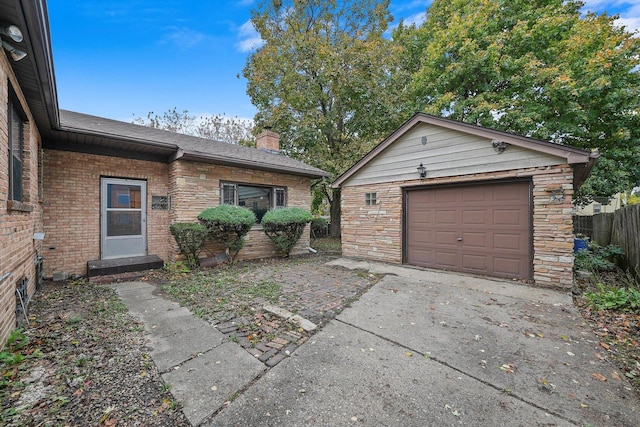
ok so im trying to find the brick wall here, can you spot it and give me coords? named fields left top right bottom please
left=168, top=160, right=312, bottom=263
left=43, top=151, right=169, bottom=277
left=341, top=164, right=575, bottom=288
left=0, top=53, right=44, bottom=346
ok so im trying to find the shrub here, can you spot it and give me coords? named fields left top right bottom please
left=310, top=217, right=329, bottom=238
left=586, top=284, right=640, bottom=313
left=574, top=242, right=624, bottom=272
left=262, top=207, right=313, bottom=257
left=169, top=223, right=208, bottom=268
left=198, top=205, right=256, bottom=264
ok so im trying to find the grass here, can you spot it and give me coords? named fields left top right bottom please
left=162, top=267, right=284, bottom=322
left=310, top=237, right=342, bottom=255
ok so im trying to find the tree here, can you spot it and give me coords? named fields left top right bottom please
left=395, top=0, right=640, bottom=203
left=132, top=107, right=255, bottom=146
left=244, top=0, right=407, bottom=237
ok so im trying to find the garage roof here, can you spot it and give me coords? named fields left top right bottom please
left=332, top=113, right=599, bottom=188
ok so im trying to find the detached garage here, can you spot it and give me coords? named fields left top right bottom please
left=332, top=113, right=598, bottom=289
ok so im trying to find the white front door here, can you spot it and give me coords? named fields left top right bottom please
left=101, top=178, right=147, bottom=259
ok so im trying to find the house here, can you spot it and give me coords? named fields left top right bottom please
left=332, top=113, right=598, bottom=289
left=0, top=0, right=327, bottom=346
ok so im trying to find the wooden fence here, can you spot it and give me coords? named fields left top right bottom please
left=574, top=204, right=640, bottom=272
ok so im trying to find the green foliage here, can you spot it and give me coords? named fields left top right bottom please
left=574, top=243, right=624, bottom=272
left=0, top=329, right=40, bottom=367
left=169, top=222, right=208, bottom=268
left=586, top=284, right=640, bottom=313
left=626, top=193, right=640, bottom=206
left=198, top=205, right=256, bottom=264
left=395, top=0, right=640, bottom=203
left=262, top=208, right=313, bottom=257
left=244, top=0, right=407, bottom=235
left=310, top=217, right=329, bottom=238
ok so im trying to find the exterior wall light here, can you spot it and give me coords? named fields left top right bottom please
left=417, top=163, right=427, bottom=179
left=0, top=24, right=23, bottom=42
left=2, top=40, right=27, bottom=61
left=492, top=140, right=509, bottom=154
left=1, top=23, right=26, bottom=62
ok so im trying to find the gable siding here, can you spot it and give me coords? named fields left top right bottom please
left=345, top=123, right=565, bottom=187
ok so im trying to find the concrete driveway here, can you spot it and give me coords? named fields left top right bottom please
left=206, top=259, right=638, bottom=426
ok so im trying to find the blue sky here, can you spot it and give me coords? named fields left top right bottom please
left=48, top=0, right=640, bottom=123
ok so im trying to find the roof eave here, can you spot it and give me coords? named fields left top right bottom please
left=176, top=149, right=330, bottom=179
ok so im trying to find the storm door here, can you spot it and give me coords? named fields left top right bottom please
left=101, top=178, right=147, bottom=259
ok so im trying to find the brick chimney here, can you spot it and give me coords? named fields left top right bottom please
left=256, top=127, right=280, bottom=152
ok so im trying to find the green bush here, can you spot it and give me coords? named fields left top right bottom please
left=198, top=205, right=256, bottom=264
left=262, top=207, right=313, bottom=257
left=586, top=284, right=640, bottom=313
left=169, top=223, right=208, bottom=268
left=310, top=217, right=329, bottom=238
left=574, top=242, right=624, bottom=272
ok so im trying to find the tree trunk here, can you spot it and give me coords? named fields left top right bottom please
left=329, top=188, right=341, bottom=238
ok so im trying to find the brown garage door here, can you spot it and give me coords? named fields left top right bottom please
left=405, top=181, right=532, bottom=279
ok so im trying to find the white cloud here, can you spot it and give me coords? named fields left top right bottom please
left=162, top=27, right=209, bottom=48
left=236, top=19, right=265, bottom=52
left=582, top=0, right=640, bottom=35
left=402, top=11, right=426, bottom=27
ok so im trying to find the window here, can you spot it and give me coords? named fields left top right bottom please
left=365, top=192, right=377, bottom=206
left=221, top=182, right=287, bottom=223
left=593, top=203, right=601, bottom=214
left=8, top=95, right=24, bottom=202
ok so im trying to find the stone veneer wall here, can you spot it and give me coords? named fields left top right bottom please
left=0, top=53, right=44, bottom=346
left=341, top=164, right=575, bottom=288
left=43, top=151, right=170, bottom=277
left=168, top=160, right=312, bottom=262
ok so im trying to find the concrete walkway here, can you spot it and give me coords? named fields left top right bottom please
left=107, top=282, right=266, bottom=426
left=110, top=259, right=640, bottom=426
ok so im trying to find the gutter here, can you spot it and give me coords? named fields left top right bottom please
left=174, top=149, right=330, bottom=179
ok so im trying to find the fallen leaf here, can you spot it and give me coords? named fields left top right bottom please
left=592, top=372, right=607, bottom=382
left=594, top=352, right=606, bottom=361
left=599, top=342, right=610, bottom=350
left=611, top=372, right=622, bottom=381
left=500, top=364, right=516, bottom=374
left=406, top=352, right=413, bottom=357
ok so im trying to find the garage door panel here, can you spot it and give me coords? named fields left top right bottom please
left=493, top=209, right=526, bottom=225
left=435, top=231, right=457, bottom=245
left=435, top=210, right=457, bottom=224
left=406, top=181, right=531, bottom=280
left=462, top=210, right=486, bottom=225
left=462, top=254, right=487, bottom=272
left=494, top=233, right=522, bottom=251
left=435, top=190, right=457, bottom=203
left=493, top=257, right=523, bottom=276
left=435, top=251, right=457, bottom=269
left=462, top=232, right=487, bottom=248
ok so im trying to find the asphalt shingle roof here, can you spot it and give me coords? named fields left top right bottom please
left=57, top=110, right=329, bottom=179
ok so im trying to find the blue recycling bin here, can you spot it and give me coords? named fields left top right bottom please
left=573, top=238, right=589, bottom=252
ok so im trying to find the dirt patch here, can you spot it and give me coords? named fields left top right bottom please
left=1, top=283, right=189, bottom=426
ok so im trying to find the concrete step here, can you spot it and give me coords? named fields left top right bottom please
left=87, top=255, right=164, bottom=277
